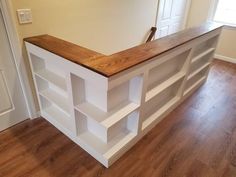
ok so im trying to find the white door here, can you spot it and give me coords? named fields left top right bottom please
left=156, top=0, right=191, bottom=39
left=0, top=9, right=28, bottom=131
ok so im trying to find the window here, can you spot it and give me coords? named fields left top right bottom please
left=213, top=0, right=236, bottom=26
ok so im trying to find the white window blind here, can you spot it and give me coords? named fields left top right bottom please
left=214, top=0, right=236, bottom=25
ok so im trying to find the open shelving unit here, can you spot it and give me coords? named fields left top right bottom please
left=75, top=109, right=138, bottom=160
left=28, top=53, right=72, bottom=132
left=70, top=73, right=141, bottom=159
left=146, top=50, right=189, bottom=101
left=25, top=27, right=222, bottom=168
left=142, top=50, right=190, bottom=130
left=184, top=35, right=218, bottom=96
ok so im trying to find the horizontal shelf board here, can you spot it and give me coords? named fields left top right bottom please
left=39, top=88, right=70, bottom=115
left=184, top=76, right=207, bottom=96
left=142, top=96, right=180, bottom=131
left=191, top=48, right=215, bottom=63
left=188, top=62, right=210, bottom=80
left=42, top=105, right=71, bottom=130
left=35, top=69, right=67, bottom=91
left=78, top=129, right=136, bottom=156
left=75, top=101, right=139, bottom=129
left=145, top=72, right=185, bottom=102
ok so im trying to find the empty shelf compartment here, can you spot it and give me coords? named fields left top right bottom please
left=191, top=48, right=215, bottom=63
left=188, top=62, right=210, bottom=80
left=40, top=88, right=70, bottom=115
left=40, top=96, right=72, bottom=131
left=146, top=71, right=185, bottom=102
left=147, top=50, right=189, bottom=94
left=143, top=79, right=183, bottom=129
left=77, top=128, right=136, bottom=161
left=35, top=75, right=70, bottom=115
left=192, top=36, right=218, bottom=58
left=30, top=53, right=67, bottom=91
left=75, top=109, right=139, bottom=143
left=184, top=68, right=209, bottom=95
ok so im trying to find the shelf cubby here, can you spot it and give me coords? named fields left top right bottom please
left=192, top=36, right=218, bottom=58
left=189, top=48, right=214, bottom=78
left=77, top=126, right=136, bottom=161
left=30, top=54, right=67, bottom=91
left=71, top=74, right=142, bottom=111
left=142, top=97, right=180, bottom=130
left=75, top=109, right=139, bottom=144
left=39, top=96, right=72, bottom=131
left=71, top=73, right=142, bottom=125
left=142, top=79, right=183, bottom=130
left=191, top=48, right=215, bottom=64
left=146, top=50, right=189, bottom=100
left=35, top=75, right=70, bottom=116
left=146, top=71, right=185, bottom=102
left=188, top=62, right=210, bottom=80
left=184, top=67, right=209, bottom=96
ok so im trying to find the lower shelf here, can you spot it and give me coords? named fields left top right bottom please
left=39, top=88, right=70, bottom=116
left=40, top=95, right=72, bottom=131
left=188, top=62, right=210, bottom=80
left=184, top=76, right=207, bottom=96
left=142, top=96, right=180, bottom=131
left=77, top=129, right=136, bottom=159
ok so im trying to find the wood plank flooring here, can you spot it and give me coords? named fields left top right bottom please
left=0, top=60, right=236, bottom=177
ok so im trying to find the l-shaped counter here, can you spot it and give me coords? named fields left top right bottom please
left=24, top=23, right=223, bottom=167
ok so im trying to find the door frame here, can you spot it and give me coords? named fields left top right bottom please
left=154, top=0, right=192, bottom=39
left=0, top=0, right=38, bottom=119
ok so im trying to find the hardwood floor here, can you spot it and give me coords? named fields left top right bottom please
left=0, top=60, right=236, bottom=177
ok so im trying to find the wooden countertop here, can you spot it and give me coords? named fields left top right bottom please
left=24, top=23, right=223, bottom=77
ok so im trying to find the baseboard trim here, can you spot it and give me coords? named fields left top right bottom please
left=215, top=54, right=236, bottom=64
left=30, top=111, right=41, bottom=119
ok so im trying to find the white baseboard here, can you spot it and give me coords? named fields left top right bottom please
left=30, top=111, right=41, bottom=119
left=215, top=54, right=236, bottom=64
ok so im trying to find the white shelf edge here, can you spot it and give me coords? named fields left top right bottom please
left=77, top=129, right=136, bottom=159
left=103, top=132, right=136, bottom=159
left=191, top=48, right=215, bottom=63
left=145, top=72, right=185, bottom=102
left=188, top=62, right=210, bottom=80
left=75, top=101, right=139, bottom=129
left=39, top=88, right=70, bottom=116
left=184, top=76, right=207, bottom=96
left=34, top=69, right=67, bottom=91
left=142, top=96, right=180, bottom=131
left=101, top=103, right=139, bottom=128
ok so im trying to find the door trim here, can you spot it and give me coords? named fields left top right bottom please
left=0, top=0, right=38, bottom=118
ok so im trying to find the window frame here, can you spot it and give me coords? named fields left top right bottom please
left=208, top=0, right=236, bottom=28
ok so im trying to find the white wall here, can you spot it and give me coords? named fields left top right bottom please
left=11, top=0, right=158, bottom=55
left=187, top=0, right=236, bottom=61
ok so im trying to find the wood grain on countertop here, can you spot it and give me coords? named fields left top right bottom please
left=24, top=23, right=223, bottom=77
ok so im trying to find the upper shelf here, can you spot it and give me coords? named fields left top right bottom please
left=24, top=23, right=223, bottom=78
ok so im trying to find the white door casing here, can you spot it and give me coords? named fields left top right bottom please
left=0, top=8, right=28, bottom=131
left=156, top=0, right=191, bottom=39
